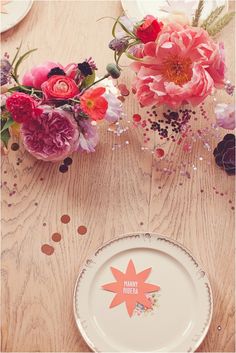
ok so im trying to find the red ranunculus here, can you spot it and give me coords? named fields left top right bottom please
left=41, top=75, right=79, bottom=99
left=6, top=92, right=42, bottom=123
left=135, top=15, right=163, bottom=44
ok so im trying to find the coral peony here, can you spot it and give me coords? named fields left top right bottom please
left=215, top=103, right=235, bottom=130
left=21, top=107, right=79, bottom=161
left=22, top=61, right=63, bottom=89
left=77, top=119, right=99, bottom=153
left=6, top=92, right=42, bottom=123
left=131, top=23, right=226, bottom=108
left=41, top=75, right=79, bottom=99
left=80, top=87, right=108, bottom=120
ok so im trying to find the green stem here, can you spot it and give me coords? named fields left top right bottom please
left=77, top=74, right=110, bottom=97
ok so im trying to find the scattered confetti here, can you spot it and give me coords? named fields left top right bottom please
left=52, top=233, right=62, bottom=242
left=61, top=214, right=70, bottom=224
left=77, top=225, right=87, bottom=235
left=41, top=244, right=54, bottom=256
left=11, top=143, right=19, bottom=151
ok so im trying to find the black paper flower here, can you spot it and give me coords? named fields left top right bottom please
left=213, top=134, right=235, bottom=175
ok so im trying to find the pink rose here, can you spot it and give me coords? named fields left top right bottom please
left=131, top=23, right=226, bottom=108
left=22, top=61, right=63, bottom=89
left=21, top=107, right=79, bottom=161
left=215, top=103, right=235, bottom=130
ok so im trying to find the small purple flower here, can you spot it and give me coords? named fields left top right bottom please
left=1, top=59, right=11, bottom=86
left=109, top=38, right=129, bottom=52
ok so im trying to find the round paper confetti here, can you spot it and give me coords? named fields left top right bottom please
left=77, top=225, right=87, bottom=235
left=61, top=214, right=70, bottom=224
left=52, top=233, right=62, bottom=242
left=41, top=244, right=54, bottom=256
left=155, top=148, right=165, bottom=158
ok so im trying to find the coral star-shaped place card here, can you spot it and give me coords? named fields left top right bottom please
left=102, top=259, right=160, bottom=317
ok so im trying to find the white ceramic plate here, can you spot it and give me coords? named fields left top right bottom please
left=1, top=0, right=33, bottom=33
left=74, top=233, right=213, bottom=352
left=121, top=0, right=228, bottom=22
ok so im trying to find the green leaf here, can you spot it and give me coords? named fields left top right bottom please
left=207, top=12, right=235, bottom=36
left=192, top=0, right=205, bottom=26
left=1, top=128, right=10, bottom=147
left=11, top=42, right=22, bottom=66
left=13, top=48, right=37, bottom=84
left=125, top=51, right=143, bottom=62
left=112, top=15, right=135, bottom=38
left=112, top=16, right=120, bottom=37
left=201, top=5, right=225, bottom=29
left=0, top=116, right=14, bottom=133
left=81, top=70, right=96, bottom=89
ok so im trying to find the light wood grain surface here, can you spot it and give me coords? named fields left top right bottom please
left=1, top=1, right=235, bottom=352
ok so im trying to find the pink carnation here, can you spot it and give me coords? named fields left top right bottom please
left=21, top=107, right=79, bottom=161
left=131, top=23, right=226, bottom=108
left=22, top=61, right=63, bottom=89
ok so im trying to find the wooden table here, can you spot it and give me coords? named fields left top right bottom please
left=1, top=1, right=235, bottom=352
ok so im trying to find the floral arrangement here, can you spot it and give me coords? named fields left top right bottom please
left=1, top=47, right=122, bottom=164
left=108, top=1, right=235, bottom=175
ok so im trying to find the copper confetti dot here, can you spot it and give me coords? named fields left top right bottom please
left=11, top=143, right=19, bottom=151
left=118, top=83, right=130, bottom=96
left=77, top=225, right=87, bottom=235
left=117, top=96, right=125, bottom=102
left=34, top=202, right=38, bottom=206
left=13, top=183, right=17, bottom=187
left=220, top=193, right=224, bottom=196
left=41, top=244, right=54, bottom=256
left=43, top=222, right=46, bottom=227
left=140, top=222, right=144, bottom=226
left=155, top=148, right=165, bottom=158
left=61, top=214, right=70, bottom=224
left=231, top=206, right=235, bottom=210
left=52, top=233, right=62, bottom=242
left=229, top=200, right=232, bottom=203
left=200, top=189, right=204, bottom=193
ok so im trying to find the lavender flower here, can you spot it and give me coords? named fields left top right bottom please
left=109, top=38, right=129, bottom=52
left=1, top=59, right=11, bottom=86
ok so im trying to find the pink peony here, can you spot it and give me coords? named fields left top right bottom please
left=215, top=103, right=235, bottom=130
left=21, top=107, right=79, bottom=161
left=22, top=61, right=63, bottom=89
left=77, top=119, right=99, bottom=153
left=131, top=23, right=226, bottom=108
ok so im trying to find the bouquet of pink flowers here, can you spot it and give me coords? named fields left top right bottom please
left=108, top=2, right=234, bottom=108
left=1, top=48, right=122, bottom=165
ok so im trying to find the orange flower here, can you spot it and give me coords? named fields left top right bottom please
left=80, top=87, right=108, bottom=120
